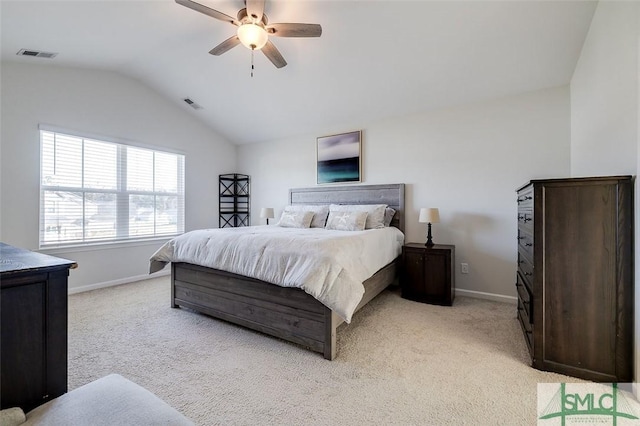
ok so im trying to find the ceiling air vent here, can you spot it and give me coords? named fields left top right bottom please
left=16, top=49, right=58, bottom=59
left=183, top=98, right=203, bottom=110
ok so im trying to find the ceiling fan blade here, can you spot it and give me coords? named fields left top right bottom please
left=209, top=36, right=241, bottom=56
left=261, top=41, right=287, bottom=68
left=266, top=23, right=322, bottom=37
left=246, top=0, right=265, bottom=23
left=175, top=0, right=238, bottom=25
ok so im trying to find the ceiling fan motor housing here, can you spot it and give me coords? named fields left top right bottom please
left=237, top=8, right=268, bottom=25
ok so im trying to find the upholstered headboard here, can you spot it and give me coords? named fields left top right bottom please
left=288, top=184, right=405, bottom=233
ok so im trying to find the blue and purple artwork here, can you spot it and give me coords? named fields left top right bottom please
left=317, top=130, right=361, bottom=184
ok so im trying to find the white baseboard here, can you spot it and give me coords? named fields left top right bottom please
left=68, top=270, right=170, bottom=295
left=456, top=288, right=517, bottom=304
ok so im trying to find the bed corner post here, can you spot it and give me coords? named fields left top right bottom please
left=170, top=263, right=177, bottom=309
left=323, top=308, right=337, bottom=360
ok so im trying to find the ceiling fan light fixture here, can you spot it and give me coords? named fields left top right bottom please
left=237, top=24, right=268, bottom=50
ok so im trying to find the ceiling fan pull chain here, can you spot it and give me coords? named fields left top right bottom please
left=251, top=48, right=255, bottom=77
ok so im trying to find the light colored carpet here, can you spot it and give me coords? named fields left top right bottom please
left=68, top=276, right=572, bottom=425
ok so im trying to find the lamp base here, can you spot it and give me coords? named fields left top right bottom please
left=425, top=222, right=434, bottom=247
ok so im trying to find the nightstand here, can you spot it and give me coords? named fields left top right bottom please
left=401, top=243, right=455, bottom=306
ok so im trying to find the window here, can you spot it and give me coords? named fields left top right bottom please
left=40, top=128, right=184, bottom=248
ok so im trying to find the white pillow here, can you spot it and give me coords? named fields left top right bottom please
left=384, top=207, right=396, bottom=227
left=282, top=205, right=329, bottom=228
left=329, top=204, right=387, bottom=229
left=325, top=211, right=368, bottom=231
left=277, top=210, right=315, bottom=228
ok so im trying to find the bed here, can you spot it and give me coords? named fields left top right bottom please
left=157, top=184, right=404, bottom=360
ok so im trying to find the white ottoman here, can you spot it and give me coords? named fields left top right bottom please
left=22, top=374, right=193, bottom=425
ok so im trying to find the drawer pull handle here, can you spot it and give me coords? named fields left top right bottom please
left=518, top=215, right=524, bottom=220
left=525, top=243, right=533, bottom=247
left=518, top=260, right=524, bottom=264
left=524, top=272, right=533, bottom=276
left=517, top=196, right=533, bottom=203
left=524, top=217, right=532, bottom=222
left=517, top=236, right=525, bottom=240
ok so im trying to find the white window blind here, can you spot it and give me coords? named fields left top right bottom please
left=40, top=129, right=185, bottom=248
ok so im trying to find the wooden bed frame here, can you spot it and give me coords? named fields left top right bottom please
left=171, top=184, right=405, bottom=359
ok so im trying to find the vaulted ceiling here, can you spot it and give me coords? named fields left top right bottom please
left=1, top=0, right=597, bottom=145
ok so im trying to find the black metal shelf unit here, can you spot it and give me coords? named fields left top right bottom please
left=219, top=173, right=250, bottom=228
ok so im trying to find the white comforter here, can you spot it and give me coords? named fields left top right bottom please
left=149, top=225, right=404, bottom=322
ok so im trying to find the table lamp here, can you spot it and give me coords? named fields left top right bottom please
left=419, top=208, right=440, bottom=247
left=260, top=207, right=274, bottom=225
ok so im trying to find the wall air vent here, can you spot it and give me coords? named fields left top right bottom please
left=183, top=98, right=203, bottom=110
left=16, top=49, right=58, bottom=59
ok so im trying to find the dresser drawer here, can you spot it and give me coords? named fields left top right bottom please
left=517, top=228, right=534, bottom=260
left=517, top=210, right=533, bottom=233
left=517, top=186, right=533, bottom=209
left=517, top=301, right=533, bottom=354
left=518, top=251, right=534, bottom=286
left=516, top=272, right=532, bottom=322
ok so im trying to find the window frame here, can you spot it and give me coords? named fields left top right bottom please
left=39, top=125, right=185, bottom=249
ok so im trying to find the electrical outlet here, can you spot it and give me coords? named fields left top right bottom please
left=461, top=263, right=469, bottom=274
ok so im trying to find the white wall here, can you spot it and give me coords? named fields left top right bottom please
left=569, top=0, right=640, bottom=388
left=0, top=62, right=237, bottom=290
left=239, top=86, right=571, bottom=299
left=570, top=1, right=638, bottom=176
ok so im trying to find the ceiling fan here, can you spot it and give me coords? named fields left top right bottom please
left=176, top=0, right=322, bottom=69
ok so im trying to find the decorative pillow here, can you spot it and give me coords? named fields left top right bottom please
left=277, top=210, right=315, bottom=228
left=329, top=204, right=387, bottom=229
left=282, top=205, right=329, bottom=228
left=325, top=211, right=368, bottom=231
left=384, top=207, right=397, bottom=227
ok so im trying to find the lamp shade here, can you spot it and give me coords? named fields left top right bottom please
left=419, top=208, right=440, bottom=224
left=237, top=24, right=269, bottom=50
left=260, top=208, right=275, bottom=219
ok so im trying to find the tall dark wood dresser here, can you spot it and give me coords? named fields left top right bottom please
left=516, top=176, right=633, bottom=382
left=0, top=242, right=76, bottom=412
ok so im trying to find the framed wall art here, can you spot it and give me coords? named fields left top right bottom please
left=316, top=130, right=361, bottom=184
